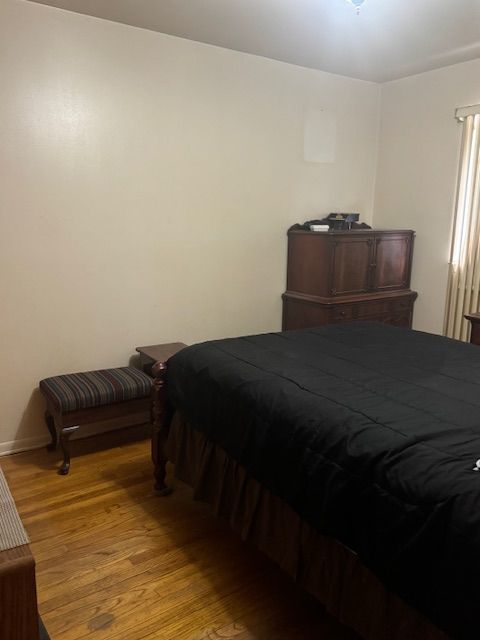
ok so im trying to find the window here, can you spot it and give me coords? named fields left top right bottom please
left=444, top=105, right=480, bottom=341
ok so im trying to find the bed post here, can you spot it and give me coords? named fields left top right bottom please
left=151, top=361, right=173, bottom=496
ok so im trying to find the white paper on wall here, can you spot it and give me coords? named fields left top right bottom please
left=303, top=108, right=337, bottom=163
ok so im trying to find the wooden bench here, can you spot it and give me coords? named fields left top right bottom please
left=39, top=367, right=153, bottom=475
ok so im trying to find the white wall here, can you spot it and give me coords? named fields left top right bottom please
left=374, top=59, right=480, bottom=334
left=0, top=0, right=380, bottom=452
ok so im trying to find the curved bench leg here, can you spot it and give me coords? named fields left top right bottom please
left=45, top=411, right=57, bottom=452
left=59, top=425, right=79, bottom=475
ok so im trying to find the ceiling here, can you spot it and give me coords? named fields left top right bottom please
left=27, top=0, right=480, bottom=82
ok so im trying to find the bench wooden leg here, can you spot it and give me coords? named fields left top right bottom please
left=44, top=411, right=57, bottom=452
left=59, top=426, right=79, bottom=475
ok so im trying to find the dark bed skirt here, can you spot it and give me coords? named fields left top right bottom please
left=166, top=413, right=450, bottom=640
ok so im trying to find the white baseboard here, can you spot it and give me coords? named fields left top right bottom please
left=0, top=435, right=50, bottom=457
left=0, top=412, right=149, bottom=458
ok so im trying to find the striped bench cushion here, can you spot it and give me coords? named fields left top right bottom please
left=39, top=367, right=153, bottom=412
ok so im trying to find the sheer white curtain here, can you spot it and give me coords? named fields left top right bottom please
left=444, top=107, right=480, bottom=341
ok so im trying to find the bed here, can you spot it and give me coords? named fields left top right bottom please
left=151, top=322, right=480, bottom=640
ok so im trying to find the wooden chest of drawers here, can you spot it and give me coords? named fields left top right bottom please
left=282, top=229, right=417, bottom=331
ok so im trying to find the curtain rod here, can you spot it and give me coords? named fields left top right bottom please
left=455, top=105, right=480, bottom=122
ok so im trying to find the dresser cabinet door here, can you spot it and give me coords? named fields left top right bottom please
left=330, top=237, right=373, bottom=296
left=372, top=233, right=413, bottom=292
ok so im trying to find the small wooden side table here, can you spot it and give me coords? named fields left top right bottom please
left=465, top=313, right=480, bottom=346
left=136, top=343, right=187, bottom=376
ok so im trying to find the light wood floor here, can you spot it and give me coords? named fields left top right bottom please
left=1, top=428, right=360, bottom=640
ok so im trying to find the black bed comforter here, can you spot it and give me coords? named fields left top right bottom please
left=166, top=322, right=480, bottom=638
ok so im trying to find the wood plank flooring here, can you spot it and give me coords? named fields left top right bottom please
left=1, top=428, right=360, bottom=640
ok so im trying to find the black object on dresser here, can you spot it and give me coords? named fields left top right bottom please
left=282, top=229, right=417, bottom=330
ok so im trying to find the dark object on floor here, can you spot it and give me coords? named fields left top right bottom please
left=39, top=617, right=50, bottom=640
left=39, top=367, right=153, bottom=474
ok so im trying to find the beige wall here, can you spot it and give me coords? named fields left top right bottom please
left=374, top=59, right=480, bottom=334
left=0, top=0, right=380, bottom=452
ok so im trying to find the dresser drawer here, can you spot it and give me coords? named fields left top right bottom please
left=329, top=305, right=355, bottom=322
left=356, top=300, right=391, bottom=318
left=328, top=297, right=414, bottom=328
left=283, top=291, right=416, bottom=331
